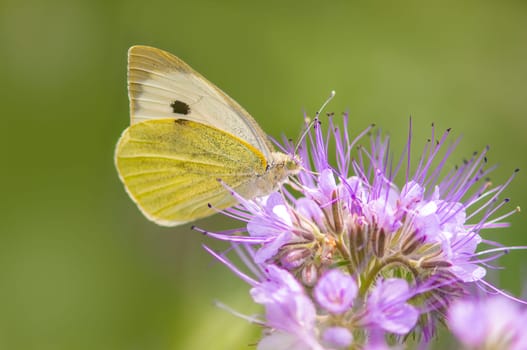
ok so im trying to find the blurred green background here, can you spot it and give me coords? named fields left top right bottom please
left=1, top=0, right=526, bottom=349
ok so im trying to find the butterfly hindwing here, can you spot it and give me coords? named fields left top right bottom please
left=115, top=118, right=268, bottom=226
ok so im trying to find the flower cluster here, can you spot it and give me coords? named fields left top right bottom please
left=198, top=114, right=522, bottom=349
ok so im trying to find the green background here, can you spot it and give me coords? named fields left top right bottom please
left=1, top=0, right=526, bottom=349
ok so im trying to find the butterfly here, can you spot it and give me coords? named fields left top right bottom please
left=114, top=45, right=300, bottom=226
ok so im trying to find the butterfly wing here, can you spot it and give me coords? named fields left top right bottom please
left=115, top=118, right=268, bottom=226
left=127, top=45, right=274, bottom=159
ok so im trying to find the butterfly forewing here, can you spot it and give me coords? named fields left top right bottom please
left=115, top=119, right=268, bottom=226
left=127, top=45, right=274, bottom=159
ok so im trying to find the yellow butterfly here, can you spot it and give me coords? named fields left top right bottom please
left=115, top=45, right=300, bottom=227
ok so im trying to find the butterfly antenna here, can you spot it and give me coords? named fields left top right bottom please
left=318, top=90, right=336, bottom=116
left=294, top=90, right=336, bottom=154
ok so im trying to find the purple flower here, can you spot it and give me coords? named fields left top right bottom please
left=361, top=278, right=419, bottom=334
left=314, top=269, right=358, bottom=314
left=200, top=114, right=523, bottom=348
left=448, top=296, right=527, bottom=350
left=250, top=265, right=324, bottom=350
left=246, top=193, right=294, bottom=264
left=322, top=327, right=353, bottom=348
left=364, top=328, right=404, bottom=350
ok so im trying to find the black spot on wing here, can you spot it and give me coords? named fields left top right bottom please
left=170, top=100, right=191, bottom=115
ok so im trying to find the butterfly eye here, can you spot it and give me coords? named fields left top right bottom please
left=286, top=160, right=298, bottom=171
